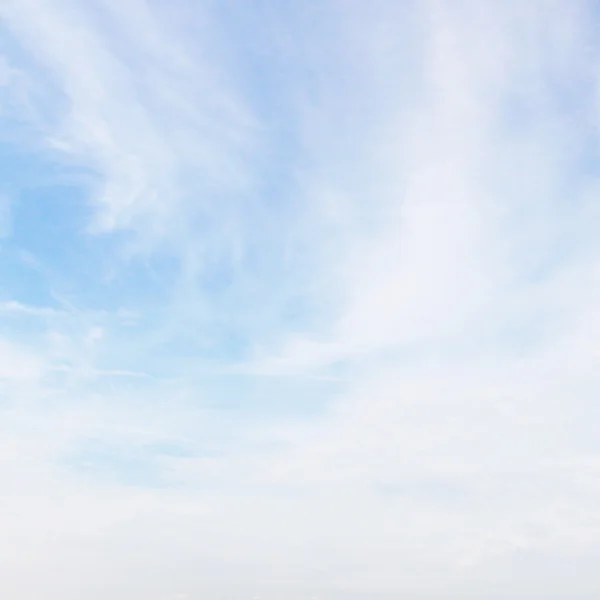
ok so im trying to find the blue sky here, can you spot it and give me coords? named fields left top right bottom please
left=1, top=0, right=600, bottom=598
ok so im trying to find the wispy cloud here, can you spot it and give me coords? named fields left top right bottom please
left=1, top=0, right=600, bottom=598
left=1, top=0, right=257, bottom=239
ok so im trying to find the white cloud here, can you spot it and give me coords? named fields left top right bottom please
left=0, top=300, right=62, bottom=316
left=0, top=338, right=41, bottom=380
left=0, top=0, right=600, bottom=598
left=0, top=0, right=257, bottom=248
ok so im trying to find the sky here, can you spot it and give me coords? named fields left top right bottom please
left=0, top=0, right=600, bottom=598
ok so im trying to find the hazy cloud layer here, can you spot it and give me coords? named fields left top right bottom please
left=1, top=1, right=600, bottom=598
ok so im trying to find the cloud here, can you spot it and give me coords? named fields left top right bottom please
left=0, top=0, right=257, bottom=247
left=0, top=337, right=41, bottom=379
left=0, top=0, right=600, bottom=598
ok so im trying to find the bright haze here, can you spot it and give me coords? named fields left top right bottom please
left=0, top=1, right=599, bottom=599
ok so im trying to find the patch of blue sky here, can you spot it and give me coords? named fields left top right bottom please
left=2, top=182, right=179, bottom=315
left=61, top=437, right=195, bottom=488
left=188, top=372, right=341, bottom=418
